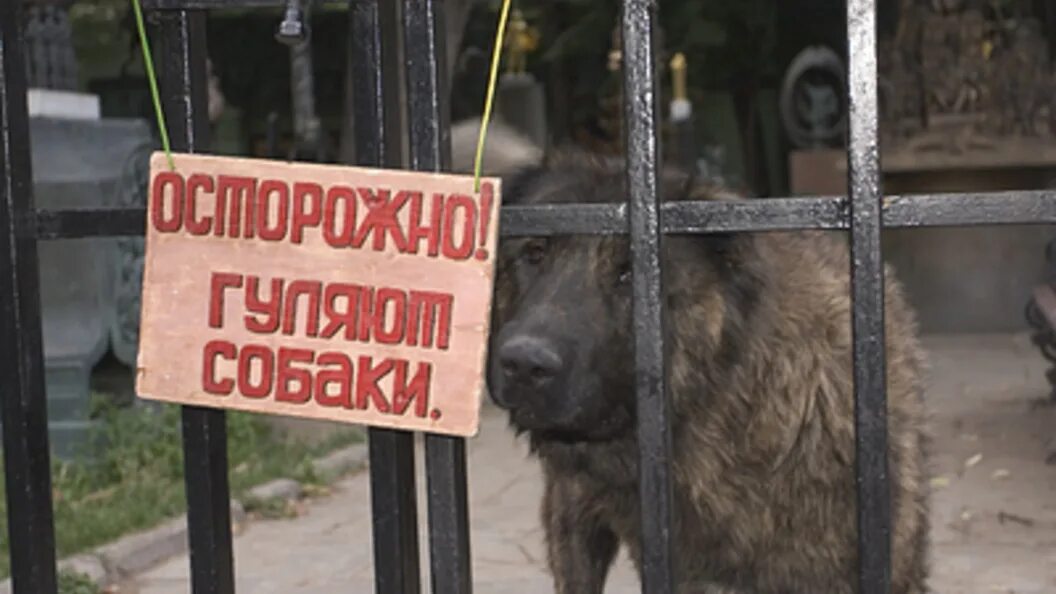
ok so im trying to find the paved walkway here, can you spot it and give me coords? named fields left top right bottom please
left=126, top=334, right=1056, bottom=593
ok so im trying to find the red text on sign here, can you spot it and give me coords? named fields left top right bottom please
left=207, top=272, right=454, bottom=350
left=150, top=171, right=495, bottom=262
left=201, top=339, right=436, bottom=418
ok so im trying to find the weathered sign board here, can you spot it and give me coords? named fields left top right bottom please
left=135, top=152, right=501, bottom=437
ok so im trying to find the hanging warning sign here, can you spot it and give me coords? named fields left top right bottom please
left=135, top=152, right=501, bottom=437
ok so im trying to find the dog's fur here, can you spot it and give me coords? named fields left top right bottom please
left=455, top=118, right=931, bottom=594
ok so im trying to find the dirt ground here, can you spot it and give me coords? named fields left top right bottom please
left=921, top=334, right=1056, bottom=594
left=124, top=332, right=1056, bottom=593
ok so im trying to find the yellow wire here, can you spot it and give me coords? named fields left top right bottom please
left=473, top=0, right=514, bottom=192
left=133, top=0, right=513, bottom=181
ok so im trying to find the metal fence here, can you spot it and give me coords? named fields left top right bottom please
left=3, top=1, right=1056, bottom=593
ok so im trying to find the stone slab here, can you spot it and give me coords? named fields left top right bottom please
left=26, top=89, right=100, bottom=121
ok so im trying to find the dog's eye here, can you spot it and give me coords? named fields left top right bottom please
left=523, top=240, right=547, bottom=265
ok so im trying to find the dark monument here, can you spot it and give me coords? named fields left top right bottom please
left=780, top=45, right=848, bottom=151
left=17, top=0, right=154, bottom=460
left=879, top=0, right=1056, bottom=156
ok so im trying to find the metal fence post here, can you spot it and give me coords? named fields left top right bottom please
left=155, top=9, right=236, bottom=594
left=399, top=1, right=473, bottom=593
left=846, top=0, right=892, bottom=592
left=0, top=1, right=59, bottom=590
left=349, top=2, right=424, bottom=593
left=620, top=1, right=675, bottom=593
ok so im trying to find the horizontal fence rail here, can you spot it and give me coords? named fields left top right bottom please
left=143, top=0, right=349, bottom=9
left=28, top=190, right=1056, bottom=240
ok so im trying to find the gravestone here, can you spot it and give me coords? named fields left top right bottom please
left=29, top=110, right=153, bottom=461
left=109, top=140, right=155, bottom=369
left=12, top=0, right=156, bottom=460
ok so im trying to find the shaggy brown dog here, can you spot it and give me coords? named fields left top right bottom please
left=481, top=147, right=931, bottom=594
left=479, top=146, right=933, bottom=587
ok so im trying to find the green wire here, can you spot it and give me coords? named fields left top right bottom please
left=133, top=0, right=511, bottom=181
left=131, top=0, right=175, bottom=171
left=473, top=0, right=514, bottom=193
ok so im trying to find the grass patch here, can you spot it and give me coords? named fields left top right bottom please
left=57, top=569, right=101, bottom=594
left=0, top=396, right=363, bottom=581
left=241, top=494, right=301, bottom=520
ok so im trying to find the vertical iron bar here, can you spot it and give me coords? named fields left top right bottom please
left=1046, top=0, right=1056, bottom=62
left=349, top=2, right=423, bottom=594
left=0, top=2, right=58, bottom=591
left=156, top=11, right=236, bottom=594
left=620, top=1, right=674, bottom=593
left=846, top=0, right=891, bottom=593
left=400, top=1, right=472, bottom=594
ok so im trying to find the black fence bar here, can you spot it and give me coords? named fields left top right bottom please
left=145, top=0, right=346, bottom=9
left=846, top=0, right=891, bottom=592
left=663, top=196, right=849, bottom=234
left=365, top=429, right=422, bottom=594
left=350, top=2, right=423, bottom=593
left=400, top=1, right=473, bottom=593
left=156, top=10, right=237, bottom=594
left=883, top=192, right=1056, bottom=228
left=31, top=208, right=147, bottom=239
left=0, top=2, right=59, bottom=592
left=32, top=188, right=1056, bottom=240
left=421, top=437, right=471, bottom=594
left=620, top=1, right=675, bottom=593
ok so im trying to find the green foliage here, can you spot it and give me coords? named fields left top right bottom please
left=241, top=494, right=299, bottom=520
left=660, top=0, right=779, bottom=91
left=530, top=0, right=779, bottom=89
left=69, top=0, right=138, bottom=86
left=57, top=569, right=101, bottom=594
left=988, top=0, right=1033, bottom=11
left=0, top=396, right=362, bottom=580
left=461, top=0, right=779, bottom=138
left=538, top=1, right=616, bottom=64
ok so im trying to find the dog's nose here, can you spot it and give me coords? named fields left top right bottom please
left=498, top=335, right=564, bottom=387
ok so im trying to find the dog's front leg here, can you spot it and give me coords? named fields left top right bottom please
left=542, top=474, right=619, bottom=594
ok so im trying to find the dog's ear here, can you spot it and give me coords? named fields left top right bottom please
left=660, top=162, right=698, bottom=203
left=498, top=164, right=550, bottom=206
left=660, top=164, right=747, bottom=253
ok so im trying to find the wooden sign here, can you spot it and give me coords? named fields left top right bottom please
left=135, top=152, right=501, bottom=437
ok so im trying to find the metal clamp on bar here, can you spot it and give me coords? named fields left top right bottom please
left=276, top=0, right=330, bottom=162
left=275, top=0, right=309, bottom=44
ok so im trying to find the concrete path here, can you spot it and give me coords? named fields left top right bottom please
left=123, top=334, right=1056, bottom=593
